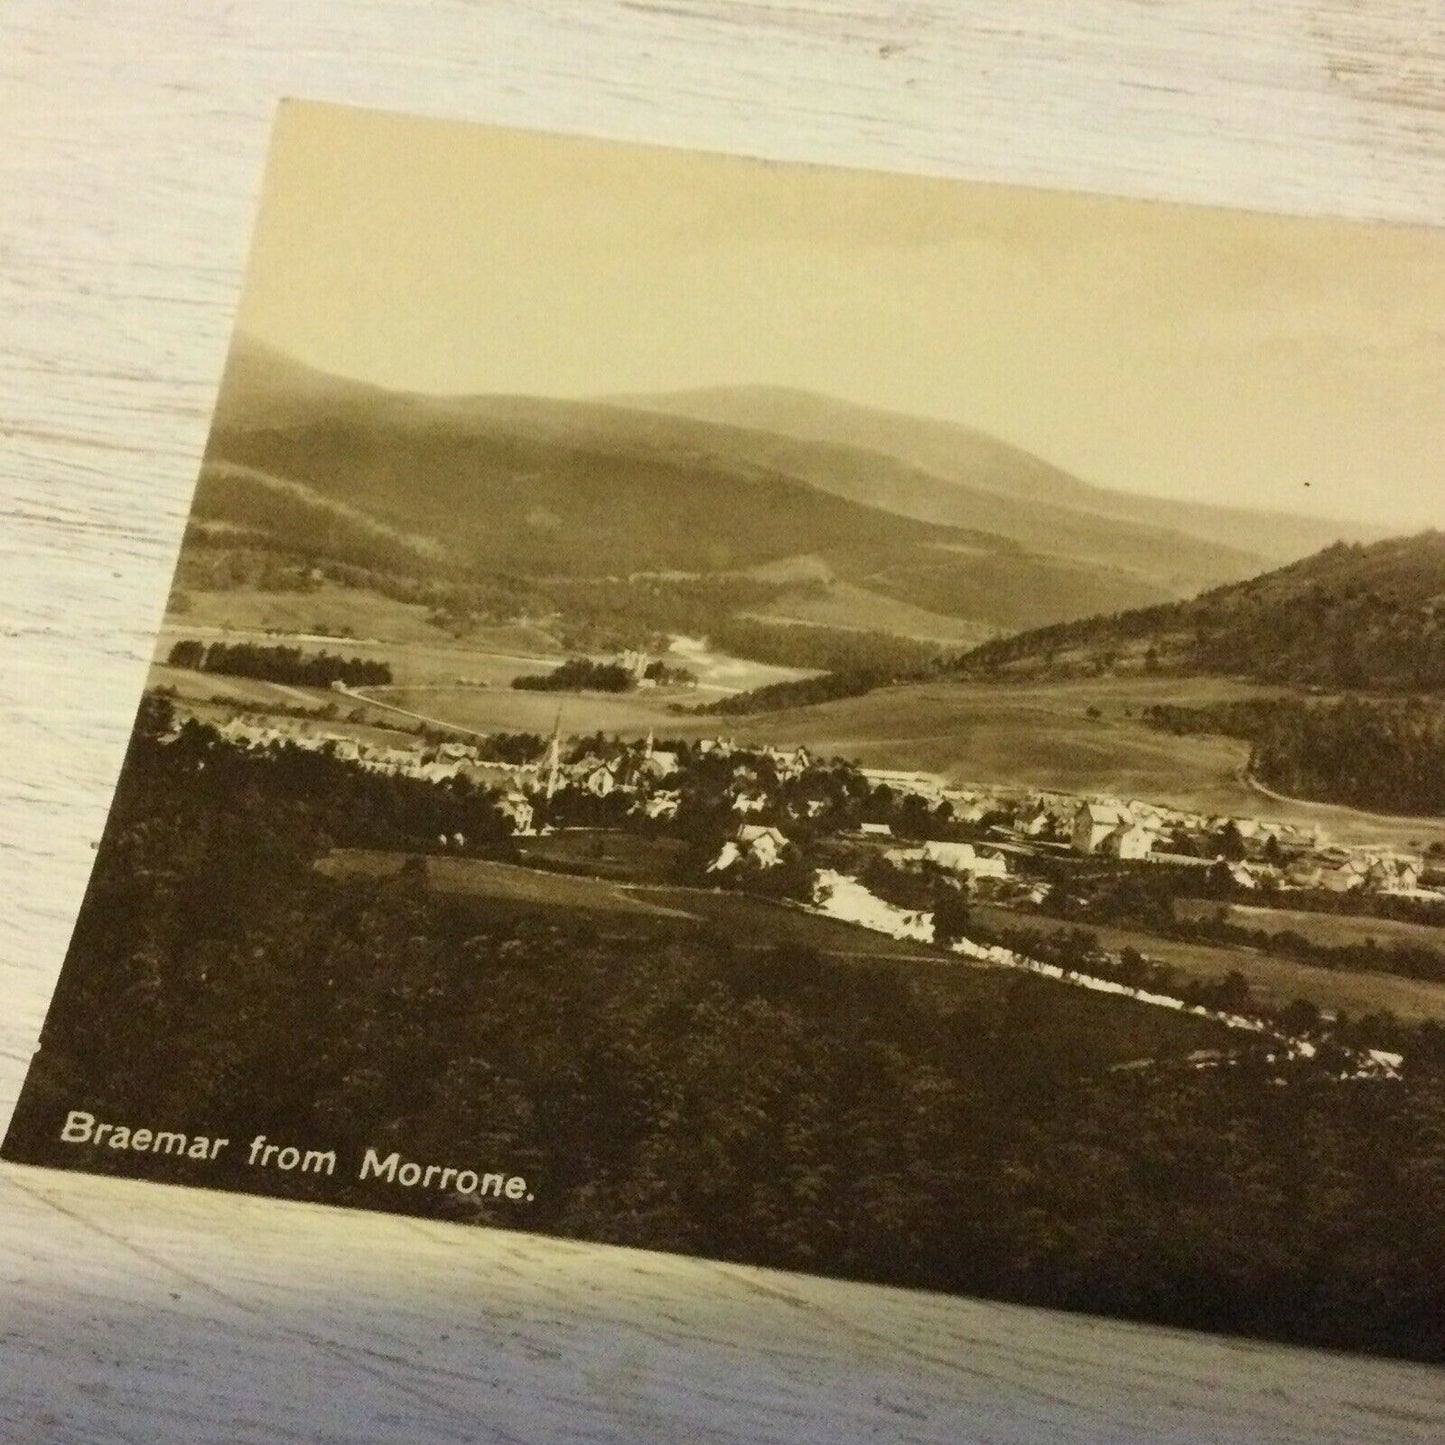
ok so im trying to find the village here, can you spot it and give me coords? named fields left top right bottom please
left=204, top=703, right=1442, bottom=904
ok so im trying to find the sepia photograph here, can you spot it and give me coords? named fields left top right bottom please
left=6, top=97, right=1445, bottom=1363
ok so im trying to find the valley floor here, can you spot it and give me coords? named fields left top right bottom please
left=151, top=611, right=1445, bottom=854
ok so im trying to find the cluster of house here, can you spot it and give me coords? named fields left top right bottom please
left=858, top=767, right=999, bottom=824
left=884, top=839, right=1008, bottom=881
left=710, top=813, right=1021, bottom=888
left=211, top=715, right=465, bottom=779
left=796, top=761, right=1440, bottom=902
left=1058, top=795, right=1432, bottom=897
left=206, top=712, right=696, bottom=837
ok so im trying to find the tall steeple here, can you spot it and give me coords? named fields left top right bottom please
left=544, top=705, right=563, bottom=799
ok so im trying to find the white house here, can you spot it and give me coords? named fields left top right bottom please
left=496, top=791, right=535, bottom=835
left=413, top=760, right=462, bottom=784
left=570, top=758, right=618, bottom=797
left=918, top=840, right=1007, bottom=879
left=639, top=791, right=680, bottom=821
left=1284, top=860, right=1324, bottom=890
left=764, top=744, right=811, bottom=780
left=643, top=750, right=680, bottom=780
left=1017, top=806, right=1054, bottom=838
left=710, top=823, right=789, bottom=872
left=1365, top=856, right=1423, bottom=894
left=1101, top=822, right=1154, bottom=861
left=738, top=824, right=789, bottom=867
left=1321, top=857, right=1371, bottom=893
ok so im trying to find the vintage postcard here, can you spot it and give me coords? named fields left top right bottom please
left=7, top=99, right=1445, bottom=1361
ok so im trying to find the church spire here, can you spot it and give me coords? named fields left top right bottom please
left=545, top=705, right=563, bottom=799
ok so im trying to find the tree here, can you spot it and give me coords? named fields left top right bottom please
left=933, top=892, right=973, bottom=948
left=1118, top=946, right=1148, bottom=988
left=1216, top=820, right=1247, bottom=861
left=135, top=691, right=175, bottom=740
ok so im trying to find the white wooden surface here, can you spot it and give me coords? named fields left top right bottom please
left=3, top=3, right=1444, bottom=1440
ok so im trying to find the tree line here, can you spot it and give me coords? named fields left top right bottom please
left=1144, top=695, right=1445, bottom=816
left=167, top=639, right=392, bottom=689
left=706, top=617, right=946, bottom=677
left=512, top=657, right=636, bottom=693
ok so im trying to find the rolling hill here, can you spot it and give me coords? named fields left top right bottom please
left=954, top=532, right=1445, bottom=692
left=609, top=384, right=1380, bottom=566
left=194, top=337, right=1292, bottom=637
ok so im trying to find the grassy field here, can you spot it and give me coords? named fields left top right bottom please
left=747, top=579, right=990, bottom=646
left=969, top=902, right=1445, bottom=1024
left=166, top=586, right=822, bottom=692
left=147, top=662, right=335, bottom=710
left=155, top=619, right=561, bottom=689
left=704, top=675, right=1272, bottom=800
left=376, top=683, right=697, bottom=736
left=159, top=588, right=814, bottom=699
left=168, top=583, right=439, bottom=644
left=1175, top=899, right=1445, bottom=954
left=515, top=830, right=688, bottom=882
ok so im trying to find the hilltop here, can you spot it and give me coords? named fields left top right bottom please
left=609, top=384, right=1378, bottom=566
left=954, top=533, right=1445, bottom=692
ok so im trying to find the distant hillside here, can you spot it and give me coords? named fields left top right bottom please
left=197, top=338, right=1270, bottom=636
left=612, top=385, right=1378, bottom=566
left=955, top=533, right=1445, bottom=692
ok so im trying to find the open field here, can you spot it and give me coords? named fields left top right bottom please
left=515, top=830, right=688, bottom=883
left=168, top=583, right=546, bottom=650
left=746, top=579, right=990, bottom=646
left=147, top=665, right=482, bottom=748
left=697, top=676, right=1275, bottom=805
left=147, top=662, right=335, bottom=711
left=375, top=683, right=698, bottom=736
left=969, top=903, right=1445, bottom=1023
left=156, top=619, right=563, bottom=689
left=1176, top=899, right=1445, bottom=954
left=158, top=602, right=814, bottom=695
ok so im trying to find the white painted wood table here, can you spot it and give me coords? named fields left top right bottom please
left=3, top=4, right=1444, bottom=1440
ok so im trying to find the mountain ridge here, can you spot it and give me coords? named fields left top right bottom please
left=606, top=383, right=1382, bottom=565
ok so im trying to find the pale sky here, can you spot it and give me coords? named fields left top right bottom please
left=235, top=100, right=1445, bottom=530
